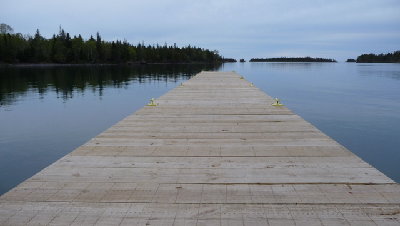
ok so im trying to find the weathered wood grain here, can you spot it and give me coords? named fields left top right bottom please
left=0, top=71, right=398, bottom=225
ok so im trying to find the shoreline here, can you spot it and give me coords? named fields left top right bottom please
left=0, top=62, right=222, bottom=68
left=2, top=62, right=398, bottom=68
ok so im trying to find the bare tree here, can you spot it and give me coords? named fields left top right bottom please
left=0, top=23, right=14, bottom=34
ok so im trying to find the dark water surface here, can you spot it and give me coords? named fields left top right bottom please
left=0, top=63, right=399, bottom=194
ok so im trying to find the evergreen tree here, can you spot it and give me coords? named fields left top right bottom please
left=30, top=29, right=48, bottom=62
left=0, top=25, right=223, bottom=64
left=96, top=32, right=104, bottom=62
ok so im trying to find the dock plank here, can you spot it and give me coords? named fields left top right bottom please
left=0, top=71, right=399, bottom=225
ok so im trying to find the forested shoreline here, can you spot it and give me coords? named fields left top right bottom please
left=250, top=57, right=337, bottom=62
left=0, top=26, right=223, bottom=64
left=2, top=24, right=399, bottom=65
left=356, top=51, right=400, bottom=63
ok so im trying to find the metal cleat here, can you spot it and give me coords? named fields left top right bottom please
left=272, top=98, right=284, bottom=106
left=147, top=98, right=158, bottom=106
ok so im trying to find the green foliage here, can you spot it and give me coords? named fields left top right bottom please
left=250, top=57, right=337, bottom=62
left=0, top=27, right=223, bottom=64
left=356, top=51, right=400, bottom=63
left=0, top=33, right=28, bottom=63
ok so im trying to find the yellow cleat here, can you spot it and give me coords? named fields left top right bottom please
left=147, top=98, right=158, bottom=106
left=272, top=98, right=284, bottom=106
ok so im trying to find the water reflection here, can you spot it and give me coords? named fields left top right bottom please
left=357, top=64, right=400, bottom=80
left=0, top=63, right=221, bottom=195
left=247, top=62, right=334, bottom=72
left=0, top=64, right=221, bottom=106
left=219, top=62, right=400, bottom=183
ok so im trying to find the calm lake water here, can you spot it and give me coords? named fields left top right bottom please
left=0, top=63, right=399, bottom=194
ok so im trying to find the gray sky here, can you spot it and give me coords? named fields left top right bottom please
left=2, top=0, right=400, bottom=61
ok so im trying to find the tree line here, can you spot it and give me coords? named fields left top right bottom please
left=0, top=25, right=223, bottom=64
left=221, top=58, right=237, bottom=62
left=356, top=51, right=400, bottom=63
left=249, top=57, right=337, bottom=62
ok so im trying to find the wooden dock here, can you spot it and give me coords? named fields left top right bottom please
left=0, top=71, right=399, bottom=225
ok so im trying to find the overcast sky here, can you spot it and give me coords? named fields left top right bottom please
left=2, top=0, right=400, bottom=61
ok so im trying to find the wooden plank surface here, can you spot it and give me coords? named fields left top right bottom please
left=1, top=71, right=399, bottom=225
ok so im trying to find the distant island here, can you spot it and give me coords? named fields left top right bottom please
left=346, top=59, right=356, bottom=62
left=356, top=51, right=400, bottom=63
left=249, top=57, right=337, bottom=62
left=0, top=24, right=223, bottom=64
left=221, top=58, right=237, bottom=63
